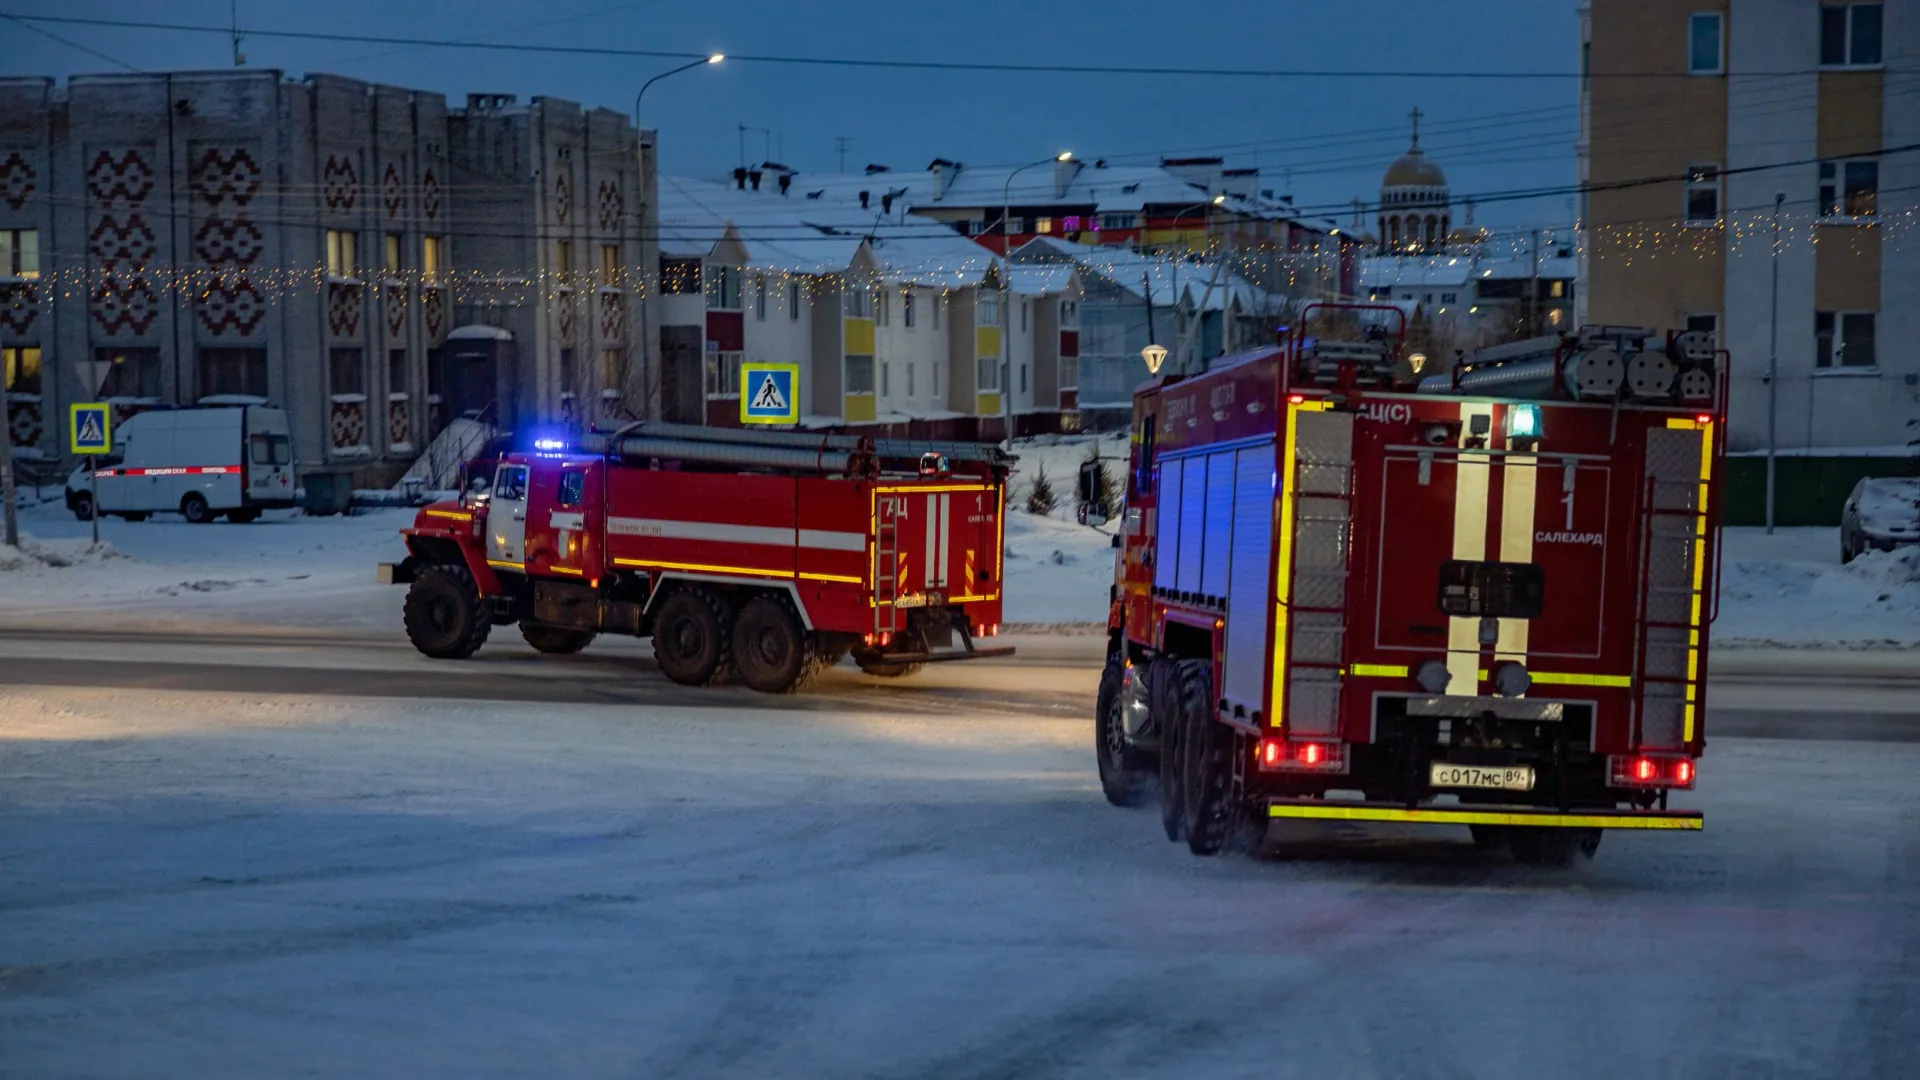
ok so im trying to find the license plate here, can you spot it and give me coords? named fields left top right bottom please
left=1429, top=763, right=1535, bottom=791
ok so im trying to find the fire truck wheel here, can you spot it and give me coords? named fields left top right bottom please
left=852, top=651, right=925, bottom=679
left=1149, top=658, right=1185, bottom=843
left=402, top=564, right=493, bottom=660
left=733, top=595, right=810, bottom=693
left=1508, top=827, right=1602, bottom=866
left=1095, top=661, right=1155, bottom=807
left=651, top=588, right=733, bottom=686
left=519, top=623, right=597, bottom=655
left=1175, top=659, right=1241, bottom=856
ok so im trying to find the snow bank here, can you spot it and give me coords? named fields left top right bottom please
left=0, top=535, right=126, bottom=572
left=1714, top=529, right=1920, bottom=648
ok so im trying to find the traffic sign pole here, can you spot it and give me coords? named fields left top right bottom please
left=89, top=454, right=98, bottom=546
left=69, top=402, right=113, bottom=548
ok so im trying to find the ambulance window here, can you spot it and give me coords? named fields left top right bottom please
left=558, top=470, right=585, bottom=507
left=1135, top=414, right=1157, bottom=495
left=250, top=434, right=290, bottom=465
left=494, top=465, right=528, bottom=502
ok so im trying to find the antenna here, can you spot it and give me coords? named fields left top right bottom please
left=230, top=0, right=246, bottom=66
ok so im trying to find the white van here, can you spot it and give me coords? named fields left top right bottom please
left=66, top=404, right=295, bottom=523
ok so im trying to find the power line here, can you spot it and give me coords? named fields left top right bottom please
left=4, top=12, right=1892, bottom=80
left=1, top=14, right=139, bottom=72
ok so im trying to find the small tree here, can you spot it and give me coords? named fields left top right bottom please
left=1085, top=440, right=1120, bottom=515
left=1025, top=461, right=1058, bottom=516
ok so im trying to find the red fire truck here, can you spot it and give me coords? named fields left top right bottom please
left=382, top=422, right=1013, bottom=692
left=1091, top=309, right=1726, bottom=863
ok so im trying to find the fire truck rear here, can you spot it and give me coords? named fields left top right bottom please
left=1093, top=309, right=1725, bottom=864
left=383, top=422, right=1012, bottom=693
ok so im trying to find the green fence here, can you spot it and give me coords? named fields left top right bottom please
left=1723, top=454, right=1920, bottom=527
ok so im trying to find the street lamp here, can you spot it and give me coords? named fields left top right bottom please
left=999, top=151, right=1072, bottom=444
left=1162, top=193, right=1227, bottom=373
left=631, top=52, right=722, bottom=419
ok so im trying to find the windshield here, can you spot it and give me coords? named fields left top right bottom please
left=1859, top=479, right=1920, bottom=522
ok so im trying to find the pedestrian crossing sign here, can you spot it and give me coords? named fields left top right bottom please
left=69, top=402, right=112, bottom=455
left=740, top=362, right=800, bottom=425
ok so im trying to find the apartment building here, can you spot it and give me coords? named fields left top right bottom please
left=0, top=71, right=650, bottom=483
left=1578, top=0, right=1919, bottom=451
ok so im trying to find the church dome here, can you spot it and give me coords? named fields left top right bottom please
left=1383, top=146, right=1446, bottom=189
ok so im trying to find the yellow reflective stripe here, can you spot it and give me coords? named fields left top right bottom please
left=612, top=557, right=789, bottom=579
left=1532, top=671, right=1633, bottom=688
left=873, top=484, right=992, bottom=494
left=1348, top=663, right=1410, bottom=678
left=424, top=509, right=472, bottom=521
left=547, top=566, right=584, bottom=576
left=486, top=559, right=522, bottom=571
left=1266, top=804, right=1703, bottom=830
left=1270, top=398, right=1332, bottom=719
left=798, top=571, right=863, bottom=584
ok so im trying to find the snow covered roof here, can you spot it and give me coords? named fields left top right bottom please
left=1007, top=264, right=1077, bottom=296
left=1360, top=256, right=1475, bottom=288
left=1011, top=236, right=1270, bottom=313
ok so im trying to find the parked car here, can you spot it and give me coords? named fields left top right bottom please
left=1839, top=476, right=1920, bottom=562
left=66, top=404, right=295, bottom=524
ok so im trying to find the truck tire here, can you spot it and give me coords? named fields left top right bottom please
left=1149, top=657, right=1185, bottom=843
left=651, top=587, right=733, bottom=686
left=520, top=623, right=596, bottom=655
left=1095, top=660, right=1155, bottom=807
left=733, top=595, right=811, bottom=693
left=180, top=493, right=213, bottom=524
left=1509, top=827, right=1602, bottom=866
left=1176, top=659, right=1250, bottom=856
left=71, top=491, right=94, bottom=521
left=403, top=564, right=492, bottom=659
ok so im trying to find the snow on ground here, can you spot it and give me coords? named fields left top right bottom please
left=4, top=684, right=1919, bottom=1078
left=1716, top=527, right=1920, bottom=648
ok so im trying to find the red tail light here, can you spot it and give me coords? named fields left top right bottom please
left=1610, top=754, right=1696, bottom=790
left=1256, top=739, right=1348, bottom=774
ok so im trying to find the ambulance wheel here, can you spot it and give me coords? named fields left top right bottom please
left=852, top=651, right=924, bottom=679
left=180, top=493, right=213, bottom=524
left=1149, top=658, right=1185, bottom=843
left=226, top=508, right=260, bottom=524
left=403, top=564, right=492, bottom=660
left=1509, top=827, right=1601, bottom=866
left=1176, top=659, right=1244, bottom=856
left=520, top=623, right=596, bottom=655
left=733, top=595, right=810, bottom=693
left=71, top=492, right=94, bottom=521
left=651, top=587, right=732, bottom=687
left=1095, top=660, right=1155, bottom=807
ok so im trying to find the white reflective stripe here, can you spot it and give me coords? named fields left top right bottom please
left=550, top=511, right=586, bottom=531
left=1496, top=451, right=1538, bottom=662
left=924, top=493, right=938, bottom=589
left=797, top=529, right=866, bottom=552
left=606, top=516, right=863, bottom=551
left=1447, top=403, right=1495, bottom=694
left=936, top=493, right=951, bottom=586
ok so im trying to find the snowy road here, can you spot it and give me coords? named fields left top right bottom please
left=4, top=642, right=1920, bottom=1077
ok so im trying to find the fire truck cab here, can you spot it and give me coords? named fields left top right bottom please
left=385, top=422, right=1013, bottom=693
left=1095, top=308, right=1725, bottom=864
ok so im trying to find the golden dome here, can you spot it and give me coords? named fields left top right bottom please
left=1383, top=147, right=1446, bottom=189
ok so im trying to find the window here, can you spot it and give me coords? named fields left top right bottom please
left=494, top=465, right=527, bottom=502
left=705, top=350, right=742, bottom=397
left=1019, top=362, right=1027, bottom=394
left=384, top=234, right=403, bottom=276
left=555, top=239, right=573, bottom=278
left=1135, top=414, right=1156, bottom=495
left=388, top=349, right=407, bottom=395
left=842, top=286, right=870, bottom=318
left=1685, top=164, right=1720, bottom=223
left=875, top=288, right=889, bottom=327
left=932, top=293, right=941, bottom=329
left=1550, top=280, right=1566, bottom=298
left=1035, top=216, right=1054, bottom=235
left=600, top=348, right=621, bottom=389
left=978, top=292, right=999, bottom=327
left=249, top=433, right=291, bottom=466
left=1058, top=355, right=1077, bottom=391
left=199, top=348, right=268, bottom=398
left=976, top=353, right=1000, bottom=392
left=881, top=360, right=891, bottom=397
left=1821, top=4, right=1882, bottom=66
left=2, top=345, right=40, bottom=393
left=329, top=348, right=365, bottom=396
left=754, top=274, right=767, bottom=320
left=422, top=236, right=444, bottom=282
left=903, top=290, right=915, bottom=328
left=907, top=362, right=916, bottom=397
left=0, top=229, right=39, bottom=279
left=1060, top=300, right=1079, bottom=329
left=1820, top=159, right=1878, bottom=218
left=845, top=355, right=875, bottom=394
left=1020, top=300, right=1028, bottom=332
left=558, top=348, right=574, bottom=399
left=661, top=257, right=700, bottom=294
left=1100, top=213, right=1137, bottom=230
left=788, top=281, right=801, bottom=320
left=1816, top=311, right=1877, bottom=368
left=98, top=347, right=161, bottom=398
left=1440, top=292, right=1458, bottom=304
left=559, top=470, right=585, bottom=508
left=1003, top=214, right=1024, bottom=235
left=325, top=230, right=357, bottom=277
left=1688, top=12, right=1723, bottom=75
left=601, top=244, right=621, bottom=285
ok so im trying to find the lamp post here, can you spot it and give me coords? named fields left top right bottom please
left=1169, top=194, right=1227, bottom=375
left=1000, top=151, right=1071, bottom=445
left=1766, top=190, right=1783, bottom=534
left=632, top=53, right=722, bottom=420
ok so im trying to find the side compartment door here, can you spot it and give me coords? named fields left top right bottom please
left=485, top=464, right=530, bottom=568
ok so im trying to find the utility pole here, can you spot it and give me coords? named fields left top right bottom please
left=1529, top=228, right=1541, bottom=336
left=0, top=373, right=17, bottom=548
left=835, top=136, right=851, bottom=173
left=1766, top=191, right=1784, bottom=534
left=230, top=0, right=245, bottom=66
